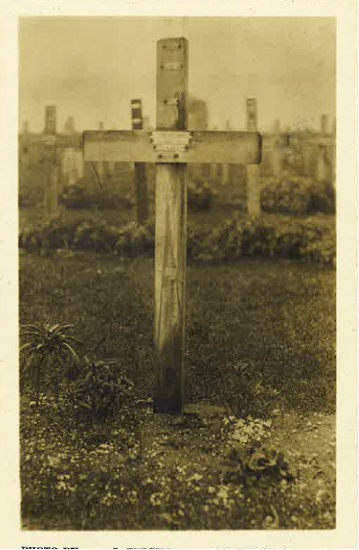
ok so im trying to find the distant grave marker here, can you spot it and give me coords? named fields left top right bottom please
left=20, top=107, right=82, bottom=215
left=96, top=122, right=105, bottom=180
left=83, top=37, right=261, bottom=414
left=321, top=114, right=328, bottom=136
left=246, top=98, right=261, bottom=217
left=298, top=115, right=335, bottom=183
left=42, top=106, right=59, bottom=215
left=131, top=99, right=149, bottom=223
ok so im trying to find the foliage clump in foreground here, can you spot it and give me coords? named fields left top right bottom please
left=20, top=323, right=135, bottom=424
left=20, top=323, right=80, bottom=405
left=20, top=389, right=335, bottom=530
left=19, top=258, right=336, bottom=530
left=67, top=357, right=134, bottom=424
left=20, top=321, right=334, bottom=531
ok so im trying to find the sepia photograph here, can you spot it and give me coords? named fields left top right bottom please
left=16, top=15, right=340, bottom=533
left=0, top=3, right=354, bottom=545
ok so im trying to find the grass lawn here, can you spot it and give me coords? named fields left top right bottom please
left=19, top=253, right=336, bottom=530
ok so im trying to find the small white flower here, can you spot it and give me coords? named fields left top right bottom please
left=150, top=492, right=162, bottom=506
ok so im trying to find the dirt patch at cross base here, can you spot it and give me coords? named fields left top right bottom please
left=135, top=403, right=335, bottom=529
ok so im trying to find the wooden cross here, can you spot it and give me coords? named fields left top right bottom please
left=83, top=37, right=261, bottom=414
left=131, top=99, right=149, bottom=223
left=315, top=115, right=336, bottom=183
left=42, top=106, right=59, bottom=215
left=288, top=116, right=335, bottom=182
left=245, top=98, right=261, bottom=216
left=20, top=106, right=82, bottom=215
left=262, top=131, right=290, bottom=177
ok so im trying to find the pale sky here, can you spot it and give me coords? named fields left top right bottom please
left=19, top=17, right=336, bottom=133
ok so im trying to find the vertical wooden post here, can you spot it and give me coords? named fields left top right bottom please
left=154, top=37, right=188, bottom=414
left=63, top=116, right=76, bottom=134
left=131, top=99, right=149, bottom=223
left=272, top=119, right=282, bottom=177
left=210, top=125, right=218, bottom=181
left=316, top=147, right=328, bottom=182
left=222, top=119, right=230, bottom=184
left=321, top=114, right=328, bottom=135
left=97, top=121, right=105, bottom=180
left=302, top=145, right=311, bottom=177
left=43, top=105, right=58, bottom=216
left=272, top=146, right=281, bottom=177
left=316, top=114, right=330, bottom=183
left=332, top=118, right=336, bottom=187
left=246, top=99, right=261, bottom=217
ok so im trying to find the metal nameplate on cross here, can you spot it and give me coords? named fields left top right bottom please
left=82, top=37, right=262, bottom=415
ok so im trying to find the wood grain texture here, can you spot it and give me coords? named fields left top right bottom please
left=154, top=165, right=186, bottom=413
left=82, top=130, right=261, bottom=165
left=246, top=98, right=261, bottom=217
left=131, top=99, right=149, bottom=223
left=154, top=37, right=188, bottom=414
left=246, top=164, right=261, bottom=217
left=134, top=163, right=148, bottom=223
left=42, top=138, right=59, bottom=216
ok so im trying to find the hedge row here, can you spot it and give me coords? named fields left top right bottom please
left=21, top=175, right=335, bottom=216
left=261, top=177, right=335, bottom=216
left=19, top=216, right=335, bottom=266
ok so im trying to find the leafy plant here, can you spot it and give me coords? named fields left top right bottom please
left=220, top=361, right=281, bottom=419
left=220, top=445, right=294, bottom=485
left=188, top=180, right=215, bottom=211
left=60, top=185, right=90, bottom=209
left=19, top=215, right=335, bottom=266
left=261, top=176, right=335, bottom=215
left=66, top=356, right=134, bottom=423
left=20, top=323, right=81, bottom=404
left=60, top=182, right=134, bottom=210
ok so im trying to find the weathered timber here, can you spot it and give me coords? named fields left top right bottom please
left=131, top=99, right=149, bottom=223
left=83, top=130, right=261, bottom=165
left=82, top=36, right=262, bottom=415
left=154, top=37, right=188, bottom=413
left=42, top=106, right=59, bottom=215
left=246, top=98, right=261, bottom=217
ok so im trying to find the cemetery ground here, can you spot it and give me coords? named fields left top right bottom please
left=20, top=244, right=335, bottom=530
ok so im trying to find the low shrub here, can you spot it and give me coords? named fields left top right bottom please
left=20, top=323, right=81, bottom=404
left=219, top=360, right=281, bottom=419
left=65, top=357, right=134, bottom=424
left=261, top=176, right=335, bottom=216
left=19, top=215, right=335, bottom=266
left=220, top=444, right=294, bottom=486
left=187, top=216, right=335, bottom=266
left=60, top=184, right=134, bottom=210
left=188, top=180, right=215, bottom=211
left=19, top=188, right=43, bottom=208
left=20, top=320, right=136, bottom=425
left=60, top=185, right=90, bottom=209
left=19, top=218, right=155, bottom=256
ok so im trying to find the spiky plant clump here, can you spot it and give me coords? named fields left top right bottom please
left=21, top=323, right=81, bottom=404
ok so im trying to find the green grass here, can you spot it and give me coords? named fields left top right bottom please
left=19, top=254, right=336, bottom=530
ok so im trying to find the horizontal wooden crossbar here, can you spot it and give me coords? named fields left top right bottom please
left=82, top=130, right=262, bottom=165
left=20, top=133, right=82, bottom=149
left=261, top=134, right=290, bottom=151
